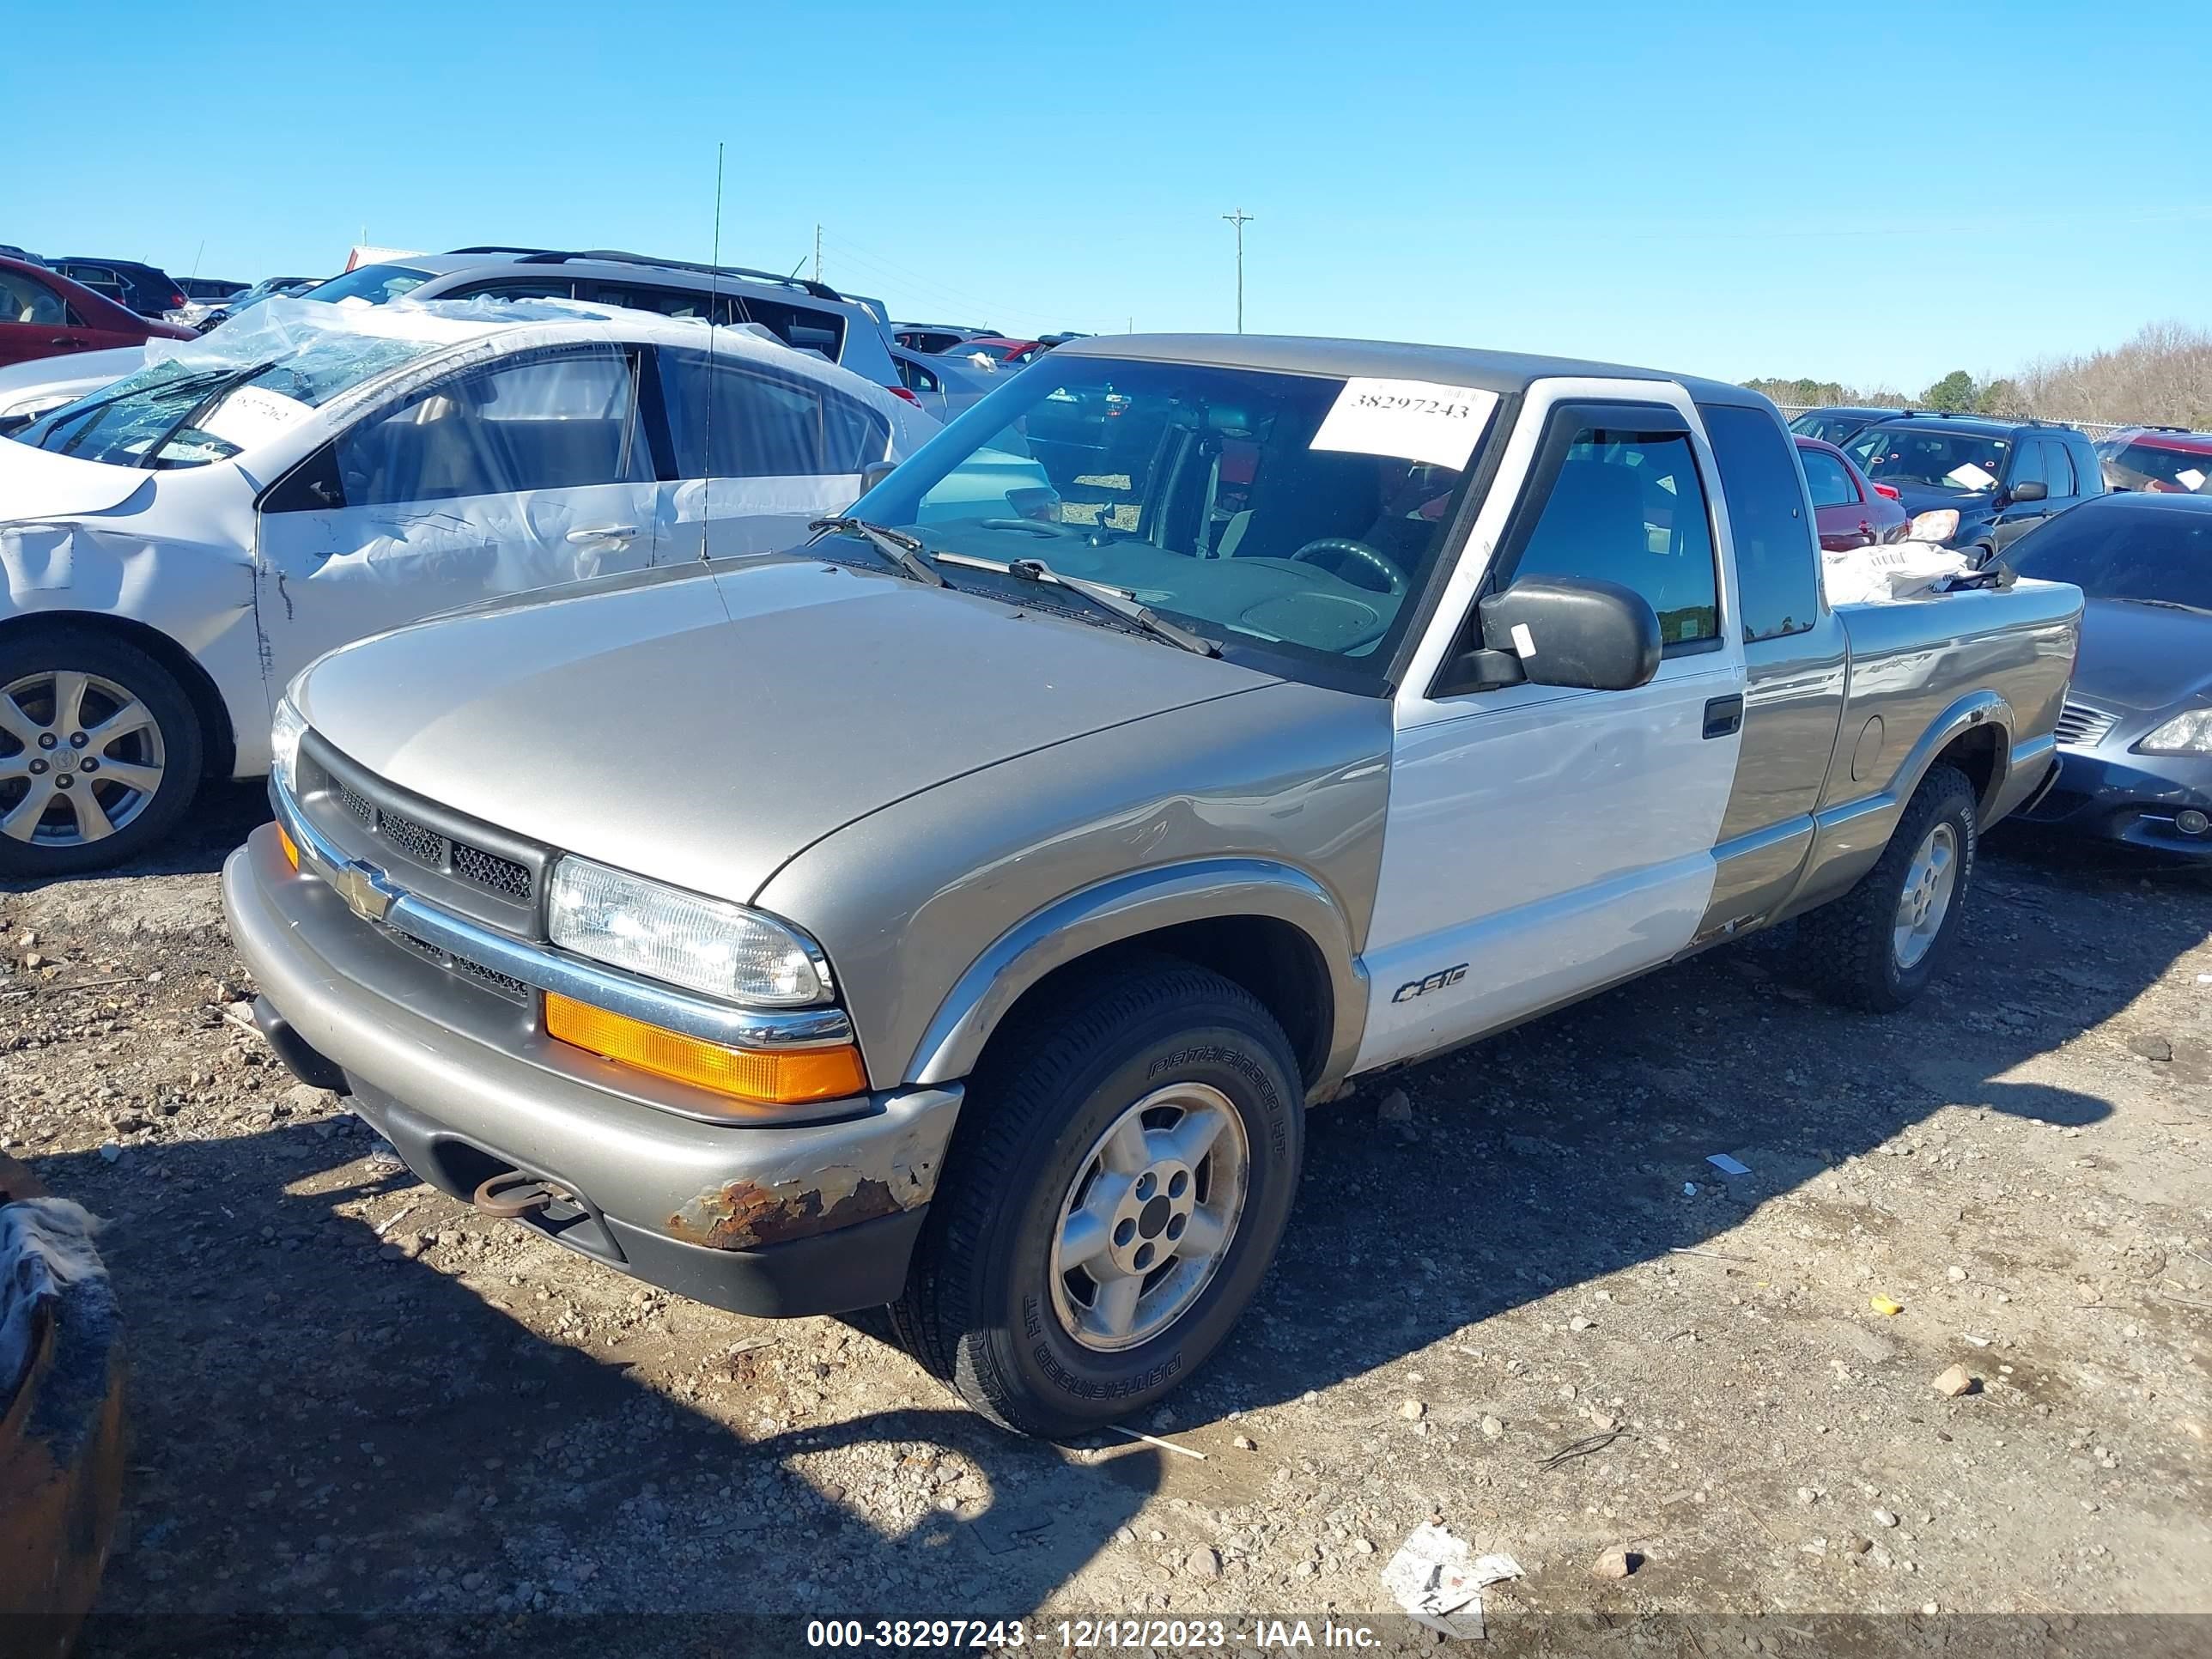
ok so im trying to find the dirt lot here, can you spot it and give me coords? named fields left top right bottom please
left=4, top=786, right=2209, bottom=1655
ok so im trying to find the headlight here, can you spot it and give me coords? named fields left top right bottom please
left=548, top=856, right=830, bottom=1006
left=1909, top=508, right=1960, bottom=543
left=2136, top=708, right=2212, bottom=757
left=270, top=696, right=307, bottom=794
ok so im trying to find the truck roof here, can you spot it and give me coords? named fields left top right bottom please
left=1056, top=333, right=1765, bottom=409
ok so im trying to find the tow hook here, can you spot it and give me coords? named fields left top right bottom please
left=471, top=1170, right=564, bottom=1219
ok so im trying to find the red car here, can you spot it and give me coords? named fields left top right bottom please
left=0, top=254, right=195, bottom=372
left=936, top=336, right=1041, bottom=366
left=1796, top=434, right=1910, bottom=550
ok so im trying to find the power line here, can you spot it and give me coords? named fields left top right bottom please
left=812, top=227, right=1099, bottom=333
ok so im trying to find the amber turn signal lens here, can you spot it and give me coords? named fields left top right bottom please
left=277, top=823, right=300, bottom=870
left=543, top=993, right=866, bottom=1106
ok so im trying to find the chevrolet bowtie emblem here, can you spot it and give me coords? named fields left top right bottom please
left=333, top=859, right=401, bottom=924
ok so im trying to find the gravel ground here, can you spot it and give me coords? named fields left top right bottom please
left=4, top=787, right=2209, bottom=1654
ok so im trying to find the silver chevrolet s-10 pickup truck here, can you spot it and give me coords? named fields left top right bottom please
left=224, top=335, right=2081, bottom=1435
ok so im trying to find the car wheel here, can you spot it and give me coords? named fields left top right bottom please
left=0, top=631, right=203, bottom=878
left=892, top=952, right=1304, bottom=1437
left=1795, top=762, right=1978, bottom=1012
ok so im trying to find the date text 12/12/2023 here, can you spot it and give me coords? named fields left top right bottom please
left=804, top=1618, right=1390, bottom=1650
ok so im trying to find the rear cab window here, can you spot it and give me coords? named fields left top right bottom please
left=1701, top=404, right=1821, bottom=641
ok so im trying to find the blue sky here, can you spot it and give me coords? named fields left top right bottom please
left=10, top=2, right=2207, bottom=392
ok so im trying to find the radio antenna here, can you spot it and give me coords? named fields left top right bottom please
left=701, top=141, right=725, bottom=564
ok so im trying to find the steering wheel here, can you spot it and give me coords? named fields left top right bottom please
left=1288, top=537, right=1404, bottom=597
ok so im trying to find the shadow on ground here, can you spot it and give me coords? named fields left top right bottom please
left=16, top=830, right=2208, bottom=1652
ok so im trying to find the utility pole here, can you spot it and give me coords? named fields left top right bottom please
left=813, top=224, right=823, bottom=283
left=1221, top=209, right=1254, bottom=332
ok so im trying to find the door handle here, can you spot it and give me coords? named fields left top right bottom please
left=1703, top=695, right=1744, bottom=739
left=565, top=523, right=638, bottom=544
left=49, top=337, right=87, bottom=349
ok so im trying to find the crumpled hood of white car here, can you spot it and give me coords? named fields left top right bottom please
left=296, top=555, right=1279, bottom=903
left=0, top=433, right=155, bottom=520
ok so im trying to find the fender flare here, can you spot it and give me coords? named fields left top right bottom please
left=1883, top=689, right=2014, bottom=817
left=904, top=857, right=1367, bottom=1095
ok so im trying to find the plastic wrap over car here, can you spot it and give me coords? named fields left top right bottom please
left=1, top=295, right=936, bottom=781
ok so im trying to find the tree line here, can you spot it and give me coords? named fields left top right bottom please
left=1748, top=320, right=2212, bottom=428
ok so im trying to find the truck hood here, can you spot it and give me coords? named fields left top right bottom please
left=295, top=556, right=1279, bottom=901
left=0, top=431, right=157, bottom=519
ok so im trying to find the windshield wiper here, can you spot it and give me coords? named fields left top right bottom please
left=806, top=516, right=945, bottom=586
left=133, top=359, right=279, bottom=470
left=933, top=551, right=1220, bottom=657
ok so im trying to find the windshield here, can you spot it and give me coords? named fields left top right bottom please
left=2099, top=438, right=2212, bottom=495
left=1847, top=426, right=2011, bottom=493
left=1790, top=410, right=1881, bottom=445
left=2008, top=502, right=2212, bottom=611
left=849, top=355, right=1493, bottom=678
left=12, top=331, right=436, bottom=468
left=307, top=263, right=434, bottom=306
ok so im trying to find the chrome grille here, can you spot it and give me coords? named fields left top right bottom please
left=2055, top=702, right=2119, bottom=748
left=307, top=761, right=535, bottom=904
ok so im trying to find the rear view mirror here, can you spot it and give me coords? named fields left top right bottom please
left=2008, top=479, right=2048, bottom=502
left=1440, top=577, right=1662, bottom=696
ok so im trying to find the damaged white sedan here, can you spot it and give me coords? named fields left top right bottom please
left=0, top=296, right=930, bottom=874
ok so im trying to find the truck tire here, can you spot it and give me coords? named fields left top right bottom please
left=0, top=630, right=203, bottom=878
left=1796, top=762, right=1978, bottom=1012
left=892, top=953, right=1304, bottom=1437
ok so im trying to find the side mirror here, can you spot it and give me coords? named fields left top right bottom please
left=1440, top=576, right=1663, bottom=696
left=2008, top=479, right=2047, bottom=503
left=856, top=459, right=897, bottom=497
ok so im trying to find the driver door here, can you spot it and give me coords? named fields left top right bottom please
left=1355, top=389, right=1747, bottom=1070
left=255, top=344, right=659, bottom=692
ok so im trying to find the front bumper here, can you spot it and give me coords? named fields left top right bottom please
left=2018, top=749, right=2212, bottom=860
left=222, top=824, right=962, bottom=1316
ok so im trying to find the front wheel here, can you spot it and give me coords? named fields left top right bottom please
left=1795, top=761, right=1978, bottom=1012
left=892, top=955, right=1304, bottom=1437
left=0, top=630, right=204, bottom=878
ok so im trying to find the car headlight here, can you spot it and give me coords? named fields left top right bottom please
left=2136, top=708, right=2212, bottom=757
left=270, top=696, right=307, bottom=794
left=547, top=856, right=830, bottom=1006
left=1909, top=508, right=1960, bottom=543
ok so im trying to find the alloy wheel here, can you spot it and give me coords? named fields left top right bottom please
left=0, top=670, right=167, bottom=848
left=1048, top=1082, right=1250, bottom=1352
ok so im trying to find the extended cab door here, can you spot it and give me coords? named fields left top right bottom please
left=1355, top=387, right=1747, bottom=1070
left=254, top=343, right=659, bottom=687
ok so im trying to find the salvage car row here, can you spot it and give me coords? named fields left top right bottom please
left=1, top=243, right=2204, bottom=1433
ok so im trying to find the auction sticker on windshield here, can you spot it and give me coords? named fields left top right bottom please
left=1311, top=377, right=1498, bottom=470
left=201, top=385, right=314, bottom=453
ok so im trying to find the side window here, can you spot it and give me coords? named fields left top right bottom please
left=658, top=347, right=889, bottom=478
left=1494, top=412, right=1721, bottom=650
left=0, top=271, right=66, bottom=327
left=1798, top=447, right=1856, bottom=508
left=328, top=349, right=645, bottom=507
left=2041, top=438, right=2076, bottom=497
left=587, top=283, right=707, bottom=319
left=895, top=356, right=940, bottom=393
left=445, top=278, right=578, bottom=302
left=1698, top=404, right=1818, bottom=642
left=2008, top=438, right=2045, bottom=489
left=710, top=297, right=847, bottom=362
left=2071, top=441, right=2105, bottom=495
